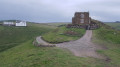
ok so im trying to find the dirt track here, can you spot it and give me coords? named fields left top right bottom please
left=56, top=30, right=104, bottom=58
left=36, top=30, right=104, bottom=59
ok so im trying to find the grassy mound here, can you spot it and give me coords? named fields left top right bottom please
left=42, top=26, right=86, bottom=43
left=93, top=26, right=120, bottom=67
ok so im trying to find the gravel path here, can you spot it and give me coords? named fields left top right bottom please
left=36, top=30, right=104, bottom=59
left=56, top=30, right=103, bottom=58
left=36, top=36, right=54, bottom=46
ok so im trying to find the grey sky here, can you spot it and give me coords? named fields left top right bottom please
left=0, top=0, right=120, bottom=22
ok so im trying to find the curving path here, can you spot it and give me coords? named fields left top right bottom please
left=36, top=30, right=104, bottom=59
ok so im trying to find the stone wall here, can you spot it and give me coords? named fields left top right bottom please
left=66, top=24, right=99, bottom=30
left=67, top=12, right=100, bottom=30
left=72, top=12, right=90, bottom=24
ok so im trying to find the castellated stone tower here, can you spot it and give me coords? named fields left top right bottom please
left=72, top=12, right=91, bottom=25
left=66, top=12, right=99, bottom=30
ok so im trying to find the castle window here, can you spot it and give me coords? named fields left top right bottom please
left=80, top=19, right=84, bottom=23
left=80, top=14, right=84, bottom=18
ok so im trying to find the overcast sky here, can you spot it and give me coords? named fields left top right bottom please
left=0, top=0, right=120, bottom=22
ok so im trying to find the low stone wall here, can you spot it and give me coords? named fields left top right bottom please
left=89, top=25, right=100, bottom=30
left=66, top=24, right=86, bottom=28
left=66, top=24, right=99, bottom=30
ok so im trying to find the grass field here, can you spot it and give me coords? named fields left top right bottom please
left=0, top=22, right=120, bottom=67
left=0, top=22, right=107, bottom=67
left=0, top=23, right=55, bottom=52
left=93, top=26, right=120, bottom=67
left=42, top=26, right=86, bottom=43
left=104, top=22, right=120, bottom=30
left=0, top=39, right=107, bottom=67
left=46, top=22, right=70, bottom=27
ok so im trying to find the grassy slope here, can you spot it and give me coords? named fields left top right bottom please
left=0, top=40, right=105, bottom=67
left=104, top=22, right=120, bottom=30
left=0, top=22, right=107, bottom=67
left=42, top=26, right=86, bottom=43
left=46, top=22, right=69, bottom=27
left=93, top=26, right=120, bottom=67
left=0, top=23, right=55, bottom=52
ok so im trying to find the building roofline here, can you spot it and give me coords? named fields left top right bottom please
left=75, top=12, right=89, bottom=14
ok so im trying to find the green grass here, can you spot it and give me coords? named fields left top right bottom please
left=1, top=22, right=120, bottom=67
left=92, top=26, right=120, bottom=67
left=42, top=26, right=86, bottom=43
left=27, top=22, right=58, bottom=29
left=0, top=23, right=54, bottom=52
left=46, top=22, right=69, bottom=27
left=104, top=22, right=120, bottom=30
left=94, top=27, right=120, bottom=44
left=0, top=40, right=106, bottom=67
left=0, top=22, right=108, bottom=67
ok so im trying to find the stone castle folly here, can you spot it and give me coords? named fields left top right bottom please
left=72, top=12, right=91, bottom=25
left=67, top=12, right=99, bottom=30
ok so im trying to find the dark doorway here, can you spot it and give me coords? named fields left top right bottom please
left=86, top=25, right=90, bottom=30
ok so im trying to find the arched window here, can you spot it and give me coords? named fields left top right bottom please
left=80, top=14, right=84, bottom=18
